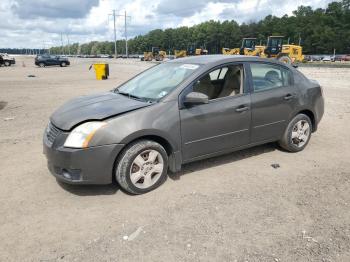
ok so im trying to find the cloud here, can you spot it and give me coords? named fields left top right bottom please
left=11, top=0, right=99, bottom=19
left=0, top=0, right=337, bottom=48
left=155, top=0, right=236, bottom=17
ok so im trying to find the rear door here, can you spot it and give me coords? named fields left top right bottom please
left=248, top=62, right=298, bottom=143
left=48, top=55, right=58, bottom=65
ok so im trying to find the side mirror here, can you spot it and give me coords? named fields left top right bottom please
left=184, top=92, right=209, bottom=106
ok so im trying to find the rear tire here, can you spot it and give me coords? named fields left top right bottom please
left=4, top=61, right=10, bottom=66
left=279, top=114, right=312, bottom=152
left=115, top=140, right=168, bottom=195
left=60, top=62, right=67, bottom=67
left=278, top=55, right=292, bottom=64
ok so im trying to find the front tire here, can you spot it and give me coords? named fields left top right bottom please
left=4, top=61, right=10, bottom=66
left=38, top=62, right=45, bottom=67
left=115, top=140, right=168, bottom=194
left=279, top=114, right=312, bottom=152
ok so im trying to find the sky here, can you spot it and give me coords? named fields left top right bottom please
left=0, top=0, right=335, bottom=48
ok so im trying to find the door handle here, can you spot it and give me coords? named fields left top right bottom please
left=235, top=106, right=249, bottom=112
left=284, top=93, right=296, bottom=100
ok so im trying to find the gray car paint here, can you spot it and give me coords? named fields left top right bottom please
left=44, top=55, right=324, bottom=184
left=51, top=92, right=150, bottom=131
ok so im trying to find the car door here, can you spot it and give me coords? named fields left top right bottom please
left=179, top=63, right=251, bottom=162
left=45, top=55, right=53, bottom=65
left=53, top=56, right=60, bottom=65
left=248, top=62, right=297, bottom=143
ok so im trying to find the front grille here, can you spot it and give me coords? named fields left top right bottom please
left=46, top=122, right=61, bottom=146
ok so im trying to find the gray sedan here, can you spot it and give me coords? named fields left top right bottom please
left=43, top=55, right=324, bottom=194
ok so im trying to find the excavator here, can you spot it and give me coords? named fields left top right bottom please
left=143, top=47, right=166, bottom=61
left=222, top=36, right=304, bottom=64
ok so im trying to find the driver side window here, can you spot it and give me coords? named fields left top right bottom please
left=193, top=65, right=243, bottom=100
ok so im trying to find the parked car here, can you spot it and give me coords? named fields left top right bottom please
left=0, top=53, right=15, bottom=66
left=322, top=56, right=332, bottom=62
left=303, top=55, right=312, bottom=62
left=35, top=54, right=70, bottom=67
left=43, top=55, right=324, bottom=194
left=344, top=55, right=350, bottom=61
left=99, top=54, right=113, bottom=58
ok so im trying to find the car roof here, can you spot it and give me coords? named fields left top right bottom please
left=167, top=54, right=291, bottom=68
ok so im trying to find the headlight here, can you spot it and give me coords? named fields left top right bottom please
left=64, top=121, right=107, bottom=148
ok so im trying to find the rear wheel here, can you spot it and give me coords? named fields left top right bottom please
left=279, top=114, right=312, bottom=152
left=4, top=61, right=10, bottom=66
left=60, top=62, right=67, bottom=67
left=278, top=55, right=292, bottom=64
left=115, top=140, right=168, bottom=194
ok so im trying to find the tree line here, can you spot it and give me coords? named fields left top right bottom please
left=49, top=0, right=350, bottom=55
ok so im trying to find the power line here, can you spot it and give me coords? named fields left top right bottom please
left=109, top=10, right=131, bottom=58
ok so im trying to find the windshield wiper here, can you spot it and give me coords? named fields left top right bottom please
left=115, top=89, right=148, bottom=102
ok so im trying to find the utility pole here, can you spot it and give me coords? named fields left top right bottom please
left=61, top=33, right=64, bottom=55
left=109, top=10, right=118, bottom=58
left=110, top=10, right=131, bottom=58
left=124, top=10, right=128, bottom=58
left=113, top=10, right=117, bottom=58
left=66, top=34, right=71, bottom=56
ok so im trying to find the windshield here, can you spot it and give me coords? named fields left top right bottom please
left=115, top=62, right=200, bottom=102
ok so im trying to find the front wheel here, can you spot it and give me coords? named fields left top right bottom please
left=279, top=114, right=312, bottom=152
left=115, top=140, right=168, bottom=194
left=38, top=62, right=45, bottom=67
left=4, top=61, right=10, bottom=66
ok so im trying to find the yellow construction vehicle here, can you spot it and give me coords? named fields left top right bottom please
left=261, top=36, right=304, bottom=63
left=195, top=48, right=208, bottom=55
left=222, top=38, right=263, bottom=56
left=223, top=36, right=304, bottom=64
left=142, top=47, right=166, bottom=61
left=222, top=47, right=240, bottom=55
left=174, top=50, right=187, bottom=58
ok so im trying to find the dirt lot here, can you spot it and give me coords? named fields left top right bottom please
left=0, top=56, right=349, bottom=262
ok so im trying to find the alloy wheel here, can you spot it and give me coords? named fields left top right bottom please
left=291, top=120, right=310, bottom=148
left=129, top=150, right=164, bottom=189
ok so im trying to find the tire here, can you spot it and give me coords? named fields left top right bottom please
left=115, top=140, right=168, bottom=194
left=279, top=114, right=312, bottom=152
left=60, top=62, right=67, bottom=67
left=4, top=61, right=10, bottom=66
left=278, top=55, right=292, bottom=64
left=38, top=62, right=45, bottom=67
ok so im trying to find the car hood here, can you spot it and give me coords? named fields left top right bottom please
left=50, top=92, right=150, bottom=131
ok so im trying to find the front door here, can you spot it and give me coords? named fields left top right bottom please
left=180, top=63, right=251, bottom=162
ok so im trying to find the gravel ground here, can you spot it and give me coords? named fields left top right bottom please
left=0, top=56, right=349, bottom=262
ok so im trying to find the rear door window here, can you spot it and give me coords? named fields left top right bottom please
left=250, top=63, right=291, bottom=92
